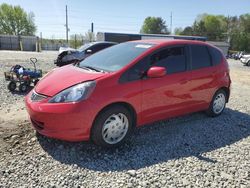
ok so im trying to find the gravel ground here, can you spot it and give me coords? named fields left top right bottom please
left=0, top=51, right=250, bottom=188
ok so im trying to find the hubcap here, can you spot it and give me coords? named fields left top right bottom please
left=102, top=113, right=129, bottom=144
left=213, top=93, right=226, bottom=114
left=22, top=85, right=27, bottom=91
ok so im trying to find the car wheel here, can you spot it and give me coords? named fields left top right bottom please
left=8, top=81, right=16, bottom=92
left=247, top=61, right=250, bottom=66
left=91, top=105, right=133, bottom=147
left=206, top=89, right=227, bottom=117
left=19, top=83, right=28, bottom=92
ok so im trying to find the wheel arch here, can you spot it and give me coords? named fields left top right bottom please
left=90, top=101, right=137, bottom=137
left=218, top=87, right=230, bottom=103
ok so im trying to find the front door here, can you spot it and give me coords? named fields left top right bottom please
left=141, top=45, right=192, bottom=125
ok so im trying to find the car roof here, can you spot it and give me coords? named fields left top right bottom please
left=130, top=39, right=209, bottom=46
left=92, top=41, right=118, bottom=45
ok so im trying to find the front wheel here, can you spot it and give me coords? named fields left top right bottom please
left=19, top=83, right=28, bottom=92
left=91, top=105, right=133, bottom=148
left=206, top=89, right=227, bottom=117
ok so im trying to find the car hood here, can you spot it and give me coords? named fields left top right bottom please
left=59, top=47, right=77, bottom=54
left=35, top=65, right=105, bottom=96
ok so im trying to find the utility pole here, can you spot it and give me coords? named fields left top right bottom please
left=74, top=34, right=77, bottom=49
left=91, top=22, right=94, bottom=33
left=66, top=5, right=69, bottom=44
left=170, top=12, right=173, bottom=34
left=90, top=22, right=94, bottom=42
left=40, top=32, right=42, bottom=52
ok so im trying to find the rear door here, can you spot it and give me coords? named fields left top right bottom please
left=188, top=44, right=218, bottom=109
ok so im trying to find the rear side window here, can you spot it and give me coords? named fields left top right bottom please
left=190, top=45, right=211, bottom=70
left=208, top=46, right=222, bottom=66
left=151, top=46, right=186, bottom=74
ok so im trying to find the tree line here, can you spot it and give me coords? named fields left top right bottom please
left=141, top=14, right=250, bottom=52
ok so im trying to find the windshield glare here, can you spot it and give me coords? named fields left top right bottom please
left=79, top=42, right=154, bottom=72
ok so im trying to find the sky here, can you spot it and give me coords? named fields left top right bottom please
left=0, top=0, right=249, bottom=39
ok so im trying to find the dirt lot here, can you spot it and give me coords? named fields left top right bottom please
left=0, top=51, right=250, bottom=187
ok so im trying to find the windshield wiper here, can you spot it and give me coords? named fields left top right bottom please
left=81, top=65, right=106, bottom=73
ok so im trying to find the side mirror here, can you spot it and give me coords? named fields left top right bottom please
left=147, top=66, right=166, bottom=78
left=86, top=49, right=92, bottom=54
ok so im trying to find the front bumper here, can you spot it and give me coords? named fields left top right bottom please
left=25, top=90, right=97, bottom=141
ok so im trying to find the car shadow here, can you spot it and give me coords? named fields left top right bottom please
left=37, top=108, right=250, bottom=172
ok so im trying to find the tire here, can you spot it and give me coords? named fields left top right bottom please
left=206, top=89, right=227, bottom=117
left=247, top=61, right=250, bottom=66
left=91, top=105, right=134, bottom=148
left=19, top=83, right=28, bottom=92
left=8, top=81, right=16, bottom=92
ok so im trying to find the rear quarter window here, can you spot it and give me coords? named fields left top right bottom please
left=208, top=46, right=223, bottom=66
left=190, top=45, right=212, bottom=70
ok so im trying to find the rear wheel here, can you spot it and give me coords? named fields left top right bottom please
left=19, top=83, right=28, bottom=92
left=206, top=89, right=227, bottom=117
left=8, top=81, right=16, bottom=92
left=91, top=105, right=133, bottom=147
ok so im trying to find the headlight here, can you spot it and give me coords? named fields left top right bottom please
left=49, top=81, right=96, bottom=103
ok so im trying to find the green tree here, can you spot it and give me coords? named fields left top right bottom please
left=181, top=26, right=193, bottom=36
left=174, top=27, right=183, bottom=35
left=192, top=14, right=227, bottom=40
left=230, top=14, right=250, bottom=52
left=172, top=13, right=250, bottom=52
left=193, top=20, right=206, bottom=36
left=0, top=3, right=36, bottom=35
left=239, top=14, right=250, bottom=33
left=140, top=17, right=170, bottom=34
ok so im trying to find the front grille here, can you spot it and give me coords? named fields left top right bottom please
left=31, top=118, right=44, bottom=130
left=31, top=91, right=48, bottom=102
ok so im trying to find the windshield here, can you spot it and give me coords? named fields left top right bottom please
left=77, top=42, right=94, bottom=52
left=78, top=42, right=154, bottom=72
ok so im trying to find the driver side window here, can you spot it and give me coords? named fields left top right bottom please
left=119, top=46, right=187, bottom=83
left=119, top=57, right=150, bottom=83
left=151, top=46, right=187, bottom=74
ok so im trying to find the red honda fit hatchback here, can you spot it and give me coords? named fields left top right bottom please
left=25, top=40, right=231, bottom=147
